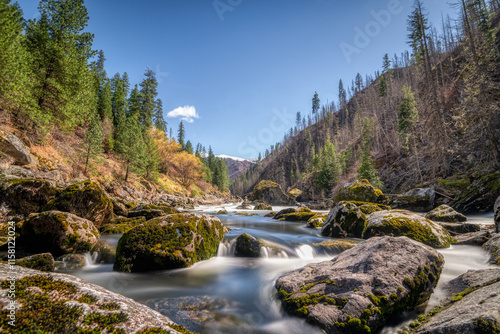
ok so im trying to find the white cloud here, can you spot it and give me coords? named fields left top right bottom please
left=166, top=105, right=199, bottom=123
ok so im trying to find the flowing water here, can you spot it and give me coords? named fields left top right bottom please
left=67, top=204, right=495, bottom=334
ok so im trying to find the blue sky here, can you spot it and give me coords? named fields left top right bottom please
left=16, top=0, right=457, bottom=159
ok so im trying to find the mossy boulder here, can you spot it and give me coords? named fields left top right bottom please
left=0, top=179, right=60, bottom=216
left=334, top=179, right=386, bottom=203
left=495, top=196, right=500, bottom=233
left=425, top=205, right=467, bottom=223
left=249, top=180, right=296, bottom=206
left=273, top=208, right=299, bottom=220
left=253, top=202, right=272, bottom=210
left=114, top=213, right=227, bottom=273
left=100, top=216, right=147, bottom=234
left=216, top=209, right=228, bottom=215
left=16, top=253, right=55, bottom=272
left=18, top=211, right=100, bottom=255
left=434, top=178, right=471, bottom=198
left=275, top=236, right=444, bottom=334
left=307, top=215, right=327, bottom=229
left=236, top=201, right=252, bottom=209
left=43, top=180, right=114, bottom=227
left=450, top=172, right=500, bottom=214
left=280, top=211, right=317, bottom=222
left=128, top=204, right=178, bottom=221
left=364, top=210, right=453, bottom=248
left=390, top=187, right=436, bottom=212
left=0, top=128, right=32, bottom=165
left=234, top=233, right=263, bottom=258
left=0, top=264, right=190, bottom=333
left=411, top=269, right=500, bottom=334
left=322, top=201, right=368, bottom=238
left=483, top=233, right=500, bottom=265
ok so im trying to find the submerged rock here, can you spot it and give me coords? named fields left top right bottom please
left=425, top=204, right=467, bottom=223
left=334, top=179, right=386, bottom=203
left=114, top=213, right=227, bottom=272
left=249, top=180, right=296, bottom=206
left=16, top=253, right=55, bottom=272
left=234, top=233, right=263, bottom=258
left=253, top=202, right=272, bottom=210
left=55, top=254, right=87, bottom=271
left=390, top=187, right=436, bottom=212
left=483, top=233, right=500, bottom=265
left=18, top=211, right=100, bottom=255
left=364, top=210, right=453, bottom=248
left=43, top=180, right=114, bottom=227
left=412, top=269, right=500, bottom=334
left=0, top=264, right=190, bottom=333
left=275, top=236, right=444, bottom=334
left=312, top=239, right=359, bottom=254
left=307, top=215, right=327, bottom=229
left=437, top=222, right=481, bottom=234
left=450, top=171, right=500, bottom=213
left=0, top=179, right=60, bottom=216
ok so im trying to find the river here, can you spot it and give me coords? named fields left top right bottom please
left=68, top=204, right=495, bottom=334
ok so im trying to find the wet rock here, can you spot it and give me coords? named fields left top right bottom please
left=321, top=202, right=368, bottom=238
left=0, top=179, right=60, bottom=216
left=253, top=202, right=272, bottom=210
left=307, top=215, right=327, bottom=229
left=437, top=222, right=481, bottom=234
left=91, top=239, right=115, bottom=264
left=43, top=180, right=114, bottom=227
left=0, top=128, right=32, bottom=165
left=390, top=187, right=436, bottom=212
left=312, top=239, right=359, bottom=254
left=216, top=209, right=228, bottom=215
left=275, top=236, right=444, bottom=334
left=249, top=180, right=296, bottom=206
left=127, top=203, right=178, bottom=221
left=413, top=270, right=500, bottom=334
left=425, top=204, right=467, bottom=223
left=236, top=201, right=252, bottom=209
left=99, top=216, right=146, bottom=234
left=16, top=253, right=55, bottom=272
left=495, top=196, right=500, bottom=233
left=450, top=171, right=500, bottom=214
left=112, top=199, right=129, bottom=217
left=234, top=233, right=263, bottom=258
left=18, top=211, right=100, bottom=255
left=334, top=179, right=386, bottom=203
left=440, top=268, right=500, bottom=301
left=280, top=210, right=316, bottom=222
left=274, top=208, right=298, bottom=220
left=454, top=230, right=491, bottom=246
left=0, top=264, right=189, bottom=333
left=114, top=213, right=227, bottom=272
left=264, top=212, right=276, bottom=218
left=55, top=253, right=87, bottom=271
left=483, top=233, right=500, bottom=265
left=364, top=210, right=453, bottom=248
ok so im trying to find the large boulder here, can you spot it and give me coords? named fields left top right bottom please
left=253, top=202, right=272, bottom=210
left=450, top=172, right=500, bottom=213
left=0, top=264, right=189, bottom=333
left=275, top=236, right=444, bottom=334
left=280, top=210, right=316, bottom=222
left=454, top=230, right=491, bottom=246
left=483, top=233, right=500, bottom=265
left=234, top=233, right=263, bottom=258
left=249, top=180, right=296, bottom=206
left=273, top=208, right=298, bottom=220
left=128, top=203, right=178, bottom=221
left=425, top=204, right=467, bottom=223
left=16, top=253, right=55, bottom=272
left=495, top=196, right=500, bottom=233
left=321, top=201, right=391, bottom=238
left=412, top=269, right=500, bottom=334
left=0, top=128, right=32, bottom=165
left=114, top=213, right=227, bottom=272
left=0, top=179, right=60, bottom=216
left=334, top=179, right=386, bottom=203
left=364, top=210, right=453, bottom=248
left=18, top=211, right=100, bottom=255
left=390, top=187, right=436, bottom=212
left=43, top=180, right=114, bottom=227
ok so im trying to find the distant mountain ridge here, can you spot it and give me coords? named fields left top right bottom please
left=216, top=155, right=254, bottom=181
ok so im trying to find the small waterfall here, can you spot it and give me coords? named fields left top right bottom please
left=295, top=245, right=315, bottom=259
left=260, top=246, right=269, bottom=258
left=217, top=240, right=237, bottom=257
left=84, top=252, right=99, bottom=267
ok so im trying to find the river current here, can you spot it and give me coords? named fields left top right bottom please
left=68, top=204, right=495, bottom=334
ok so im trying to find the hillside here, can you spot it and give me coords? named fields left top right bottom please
left=217, top=155, right=253, bottom=181
left=232, top=4, right=500, bottom=202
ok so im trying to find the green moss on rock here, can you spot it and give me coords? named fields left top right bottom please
left=128, top=204, right=178, bottom=221
left=113, top=213, right=227, bottom=272
left=16, top=253, right=55, bottom=272
left=0, top=179, right=60, bottom=216
left=334, top=179, right=386, bottom=203
left=322, top=201, right=368, bottom=238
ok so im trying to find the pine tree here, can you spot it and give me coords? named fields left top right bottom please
left=185, top=140, right=193, bottom=155
left=139, top=68, right=158, bottom=128
left=398, top=86, right=419, bottom=150
left=317, top=140, right=341, bottom=193
left=111, top=73, right=127, bottom=151
left=154, top=98, right=167, bottom=132
left=357, top=118, right=382, bottom=188
left=354, top=73, right=363, bottom=93
left=338, top=80, right=347, bottom=107
left=142, top=130, right=160, bottom=180
left=178, top=121, right=185, bottom=149
left=128, top=85, right=141, bottom=120
left=121, top=116, right=145, bottom=182
left=97, top=80, right=112, bottom=121
left=25, top=0, right=96, bottom=129
left=83, top=109, right=104, bottom=174
left=312, top=92, right=320, bottom=115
